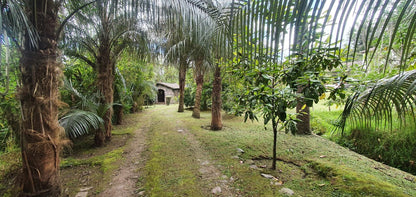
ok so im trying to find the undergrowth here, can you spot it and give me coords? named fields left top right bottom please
left=311, top=104, right=416, bottom=175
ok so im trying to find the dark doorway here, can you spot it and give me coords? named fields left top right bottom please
left=157, top=89, right=165, bottom=103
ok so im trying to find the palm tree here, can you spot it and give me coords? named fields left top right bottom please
left=63, top=0, right=149, bottom=146
left=211, top=62, right=223, bottom=130
left=161, top=0, right=217, bottom=119
left=164, top=14, right=192, bottom=113
left=15, top=1, right=65, bottom=195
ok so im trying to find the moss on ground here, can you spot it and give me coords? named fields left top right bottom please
left=2, top=105, right=416, bottom=196
left=142, top=107, right=204, bottom=196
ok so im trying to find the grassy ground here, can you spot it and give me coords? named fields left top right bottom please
left=1, top=104, right=416, bottom=196
left=142, top=105, right=416, bottom=196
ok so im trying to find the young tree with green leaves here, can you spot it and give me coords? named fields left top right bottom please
left=232, top=56, right=297, bottom=169
left=282, top=48, right=343, bottom=134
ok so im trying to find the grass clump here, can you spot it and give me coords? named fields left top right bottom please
left=311, top=103, right=416, bottom=175
left=333, top=127, right=416, bottom=175
left=310, top=160, right=409, bottom=196
left=0, top=149, right=21, bottom=196
left=61, top=147, right=124, bottom=173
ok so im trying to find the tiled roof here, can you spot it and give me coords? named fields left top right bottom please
left=156, top=82, right=180, bottom=90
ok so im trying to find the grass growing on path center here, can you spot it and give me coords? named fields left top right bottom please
left=143, top=106, right=205, bottom=196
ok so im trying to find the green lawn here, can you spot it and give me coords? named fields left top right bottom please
left=141, top=105, right=416, bottom=196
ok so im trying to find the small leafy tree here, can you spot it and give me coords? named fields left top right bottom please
left=232, top=56, right=297, bottom=170
left=282, top=47, right=344, bottom=134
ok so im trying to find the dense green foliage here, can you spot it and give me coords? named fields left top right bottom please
left=0, top=0, right=416, bottom=195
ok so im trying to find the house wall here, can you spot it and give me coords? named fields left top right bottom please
left=156, top=85, right=178, bottom=104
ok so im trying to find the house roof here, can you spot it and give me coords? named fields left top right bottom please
left=156, top=82, right=180, bottom=90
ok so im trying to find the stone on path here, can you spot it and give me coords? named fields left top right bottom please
left=271, top=180, right=283, bottom=186
left=75, top=191, right=88, bottom=197
left=236, top=148, right=245, bottom=153
left=211, top=186, right=222, bottom=194
left=261, top=173, right=275, bottom=179
left=75, top=187, right=93, bottom=197
left=279, top=188, right=294, bottom=196
left=79, top=187, right=93, bottom=192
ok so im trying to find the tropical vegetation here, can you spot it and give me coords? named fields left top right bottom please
left=0, top=0, right=415, bottom=196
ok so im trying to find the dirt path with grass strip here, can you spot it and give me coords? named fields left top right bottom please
left=98, top=106, right=237, bottom=196
left=175, top=119, right=236, bottom=196
left=99, top=127, right=149, bottom=196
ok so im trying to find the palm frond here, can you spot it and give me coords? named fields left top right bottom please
left=1, top=0, right=39, bottom=49
left=336, top=69, right=416, bottom=134
left=59, top=110, right=103, bottom=139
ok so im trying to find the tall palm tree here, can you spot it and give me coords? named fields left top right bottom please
left=13, top=1, right=66, bottom=195
left=63, top=0, right=149, bottom=146
left=161, top=0, right=217, bottom=119
left=164, top=14, right=191, bottom=113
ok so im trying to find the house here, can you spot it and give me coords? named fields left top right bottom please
left=155, top=82, right=180, bottom=104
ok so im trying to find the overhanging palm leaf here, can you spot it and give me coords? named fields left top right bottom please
left=336, top=69, right=416, bottom=134
left=61, top=78, right=112, bottom=139
left=59, top=110, right=103, bottom=139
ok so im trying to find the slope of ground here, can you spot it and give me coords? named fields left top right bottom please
left=2, top=104, right=416, bottom=196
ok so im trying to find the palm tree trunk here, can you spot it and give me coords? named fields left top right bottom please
left=94, top=128, right=105, bottom=147
left=211, top=64, right=222, bottom=130
left=114, top=105, right=123, bottom=125
left=96, top=44, right=114, bottom=145
left=178, top=59, right=187, bottom=112
left=192, top=59, right=204, bottom=119
left=20, top=0, right=62, bottom=195
left=296, top=86, right=311, bottom=135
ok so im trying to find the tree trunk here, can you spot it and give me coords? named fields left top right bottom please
left=296, top=86, right=311, bottom=135
left=114, top=105, right=123, bottom=125
left=20, top=1, right=62, bottom=195
left=96, top=41, right=114, bottom=145
left=272, top=120, right=277, bottom=170
left=192, top=59, right=204, bottom=119
left=211, top=64, right=222, bottom=130
left=178, top=60, right=187, bottom=112
left=94, top=128, right=105, bottom=147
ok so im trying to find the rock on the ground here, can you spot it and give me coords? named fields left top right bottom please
left=211, top=186, right=222, bottom=194
left=236, top=148, right=245, bottom=153
left=79, top=187, right=93, bottom=192
left=261, top=173, right=275, bottom=179
left=249, top=165, right=259, bottom=170
left=279, top=188, right=294, bottom=196
left=230, top=176, right=235, bottom=182
left=138, top=191, right=145, bottom=196
left=75, top=191, right=88, bottom=197
left=271, top=180, right=283, bottom=186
